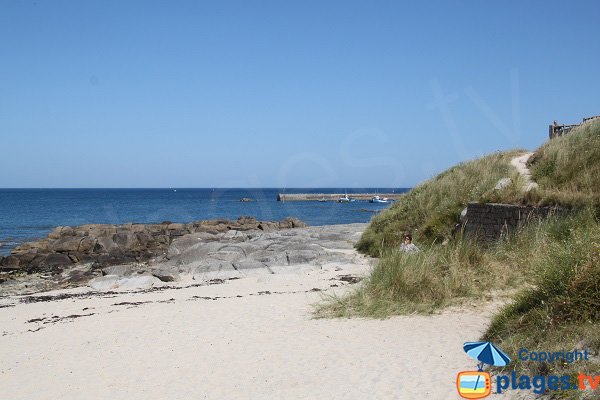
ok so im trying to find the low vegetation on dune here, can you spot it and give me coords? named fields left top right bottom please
left=356, top=120, right=600, bottom=259
left=319, top=148, right=533, bottom=317
left=315, top=235, right=524, bottom=317
left=317, top=118, right=600, bottom=396
left=356, top=150, right=525, bottom=257
left=526, top=118, right=600, bottom=208
left=484, top=209, right=600, bottom=398
left=317, top=209, right=599, bottom=320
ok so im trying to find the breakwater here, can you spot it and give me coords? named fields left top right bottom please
left=277, top=193, right=404, bottom=202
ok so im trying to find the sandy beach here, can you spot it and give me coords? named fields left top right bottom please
left=0, top=223, right=513, bottom=400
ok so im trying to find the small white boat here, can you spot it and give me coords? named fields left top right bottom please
left=369, top=195, right=389, bottom=203
left=338, top=194, right=354, bottom=203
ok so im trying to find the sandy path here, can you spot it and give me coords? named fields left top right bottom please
left=0, top=256, right=512, bottom=400
left=511, top=152, right=538, bottom=192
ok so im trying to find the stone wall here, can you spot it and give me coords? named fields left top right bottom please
left=463, top=202, right=565, bottom=240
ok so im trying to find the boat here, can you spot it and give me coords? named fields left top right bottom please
left=338, top=194, right=355, bottom=203
left=369, top=195, right=390, bottom=203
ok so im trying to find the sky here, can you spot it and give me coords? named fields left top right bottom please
left=1, top=0, right=599, bottom=188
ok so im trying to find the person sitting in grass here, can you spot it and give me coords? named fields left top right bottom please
left=400, top=234, right=419, bottom=253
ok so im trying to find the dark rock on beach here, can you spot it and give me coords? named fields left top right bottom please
left=0, top=220, right=368, bottom=296
left=2, top=217, right=307, bottom=278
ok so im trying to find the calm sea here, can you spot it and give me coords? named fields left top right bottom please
left=0, top=188, right=408, bottom=255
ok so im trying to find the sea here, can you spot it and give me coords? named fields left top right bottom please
left=0, top=188, right=408, bottom=256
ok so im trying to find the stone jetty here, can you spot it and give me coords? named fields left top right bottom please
left=277, top=193, right=403, bottom=201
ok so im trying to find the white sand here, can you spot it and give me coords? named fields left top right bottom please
left=1, top=257, right=511, bottom=399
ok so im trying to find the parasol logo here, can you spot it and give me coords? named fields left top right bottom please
left=457, top=341, right=511, bottom=399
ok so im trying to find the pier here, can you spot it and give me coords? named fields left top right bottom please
left=277, top=193, right=404, bottom=202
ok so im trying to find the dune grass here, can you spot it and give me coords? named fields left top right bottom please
left=483, top=209, right=600, bottom=398
left=356, top=119, right=600, bottom=260
left=526, top=118, right=600, bottom=208
left=316, top=120, right=600, bottom=397
left=316, top=210, right=595, bottom=319
left=356, top=150, right=525, bottom=257
left=317, top=209, right=600, bottom=391
left=315, top=233, right=526, bottom=318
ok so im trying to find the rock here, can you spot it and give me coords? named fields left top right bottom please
left=52, top=237, right=82, bottom=252
left=4, top=217, right=308, bottom=292
left=150, top=267, right=180, bottom=282
left=102, top=265, right=133, bottom=277
left=60, top=227, right=77, bottom=237
left=166, top=223, right=185, bottom=231
left=88, top=275, right=122, bottom=290
left=88, top=275, right=161, bottom=291
left=60, top=264, right=96, bottom=285
left=191, top=261, right=238, bottom=280
left=1, top=255, right=20, bottom=270
left=43, top=253, right=73, bottom=267
left=78, top=237, right=97, bottom=253
left=113, top=232, right=134, bottom=249
left=286, top=250, right=319, bottom=264
left=279, top=217, right=307, bottom=229
left=13, top=251, right=40, bottom=265
left=459, top=207, right=468, bottom=223
left=47, top=227, right=64, bottom=239
left=494, top=178, right=512, bottom=190
left=95, top=236, right=120, bottom=253
left=251, top=251, right=289, bottom=266
left=232, top=259, right=268, bottom=270
left=239, top=198, right=254, bottom=202
left=221, top=230, right=248, bottom=242
left=233, top=216, right=259, bottom=231
left=258, top=222, right=279, bottom=232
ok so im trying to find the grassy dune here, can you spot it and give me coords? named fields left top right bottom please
left=527, top=118, right=600, bottom=208
left=356, top=150, right=525, bottom=257
left=483, top=209, right=600, bottom=398
left=317, top=119, right=600, bottom=396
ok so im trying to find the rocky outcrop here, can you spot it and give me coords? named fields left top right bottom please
left=163, top=224, right=366, bottom=281
left=2, top=217, right=307, bottom=274
left=0, top=222, right=366, bottom=296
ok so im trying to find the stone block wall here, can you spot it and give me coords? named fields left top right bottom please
left=463, top=202, right=565, bottom=240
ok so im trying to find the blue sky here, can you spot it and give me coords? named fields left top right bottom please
left=1, top=0, right=598, bottom=188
